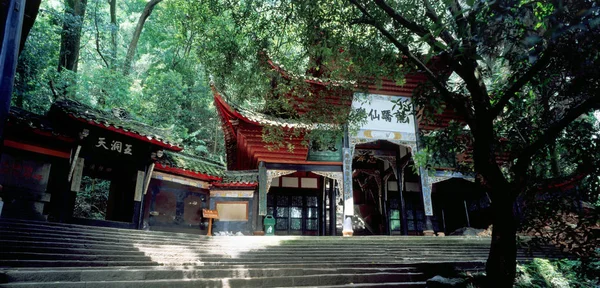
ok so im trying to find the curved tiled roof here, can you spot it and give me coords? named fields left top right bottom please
left=156, top=151, right=225, bottom=178
left=212, top=86, right=313, bottom=129
left=222, top=170, right=259, bottom=184
left=7, top=107, right=72, bottom=141
left=49, top=99, right=182, bottom=151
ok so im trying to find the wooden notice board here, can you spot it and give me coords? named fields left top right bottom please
left=203, top=209, right=219, bottom=219
left=202, top=209, right=218, bottom=237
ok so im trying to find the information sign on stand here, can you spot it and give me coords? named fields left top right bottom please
left=202, top=209, right=219, bottom=237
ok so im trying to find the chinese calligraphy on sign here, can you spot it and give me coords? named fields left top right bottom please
left=307, top=138, right=343, bottom=162
left=352, top=93, right=416, bottom=136
left=95, top=137, right=133, bottom=155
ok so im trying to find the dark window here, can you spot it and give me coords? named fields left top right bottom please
left=267, top=193, right=319, bottom=235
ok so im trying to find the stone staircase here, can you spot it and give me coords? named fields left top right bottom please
left=0, top=218, right=563, bottom=287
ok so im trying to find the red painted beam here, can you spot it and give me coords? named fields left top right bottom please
left=4, top=139, right=70, bottom=158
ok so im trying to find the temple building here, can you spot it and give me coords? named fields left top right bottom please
left=0, top=65, right=493, bottom=237
left=210, top=57, right=492, bottom=237
left=0, top=99, right=224, bottom=234
left=0, top=90, right=580, bottom=237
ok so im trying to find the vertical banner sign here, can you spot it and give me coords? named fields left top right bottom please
left=419, top=167, right=434, bottom=216
left=258, top=162, right=267, bottom=216
left=134, top=171, right=145, bottom=201
left=70, top=158, right=85, bottom=192
left=342, top=148, right=354, bottom=216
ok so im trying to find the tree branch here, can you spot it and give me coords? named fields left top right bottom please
left=123, top=0, right=163, bottom=76
left=373, top=0, right=446, bottom=51
left=94, top=1, right=109, bottom=68
left=373, top=0, right=428, bottom=36
left=349, top=0, right=475, bottom=126
left=514, top=94, right=600, bottom=175
left=449, top=0, right=468, bottom=41
left=491, top=47, right=554, bottom=117
left=422, top=0, right=455, bottom=45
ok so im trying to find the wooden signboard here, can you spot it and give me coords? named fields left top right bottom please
left=202, top=209, right=219, bottom=237
left=307, top=138, right=343, bottom=162
left=203, top=209, right=219, bottom=219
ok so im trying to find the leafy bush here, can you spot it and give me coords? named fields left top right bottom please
left=515, top=258, right=599, bottom=288
left=73, top=176, right=110, bottom=220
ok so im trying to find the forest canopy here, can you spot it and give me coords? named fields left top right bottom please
left=8, top=0, right=600, bottom=286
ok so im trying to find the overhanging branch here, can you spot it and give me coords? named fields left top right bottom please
left=491, top=47, right=554, bottom=117
left=422, top=0, right=456, bottom=45
left=373, top=0, right=447, bottom=51
left=514, top=94, right=600, bottom=175
left=349, top=0, right=475, bottom=126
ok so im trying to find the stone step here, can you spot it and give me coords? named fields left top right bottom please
left=0, top=229, right=493, bottom=247
left=0, top=231, right=492, bottom=244
left=0, top=219, right=496, bottom=244
left=0, top=272, right=426, bottom=287
left=0, top=225, right=209, bottom=244
left=0, top=219, right=201, bottom=240
left=0, top=237, right=496, bottom=254
left=0, top=252, right=154, bottom=262
left=0, top=245, right=559, bottom=262
left=0, top=253, right=496, bottom=265
left=0, top=260, right=486, bottom=271
left=0, top=240, right=496, bottom=253
left=0, top=247, right=146, bottom=256
left=0, top=260, right=159, bottom=268
left=293, top=282, right=426, bottom=288
left=0, top=256, right=522, bottom=268
left=0, top=242, right=499, bottom=255
left=0, top=247, right=496, bottom=259
left=0, top=219, right=565, bottom=288
left=1, top=266, right=423, bottom=283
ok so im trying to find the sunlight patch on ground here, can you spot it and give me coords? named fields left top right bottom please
left=133, top=236, right=300, bottom=265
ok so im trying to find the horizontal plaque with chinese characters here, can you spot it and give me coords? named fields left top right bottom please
left=307, top=138, right=343, bottom=162
left=352, top=93, right=416, bottom=141
left=94, top=136, right=134, bottom=156
left=79, top=127, right=150, bottom=165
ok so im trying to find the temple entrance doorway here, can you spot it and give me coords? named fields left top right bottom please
left=71, top=156, right=139, bottom=226
left=352, top=140, right=418, bottom=235
left=431, top=178, right=491, bottom=235
left=266, top=172, right=323, bottom=236
left=267, top=191, right=319, bottom=235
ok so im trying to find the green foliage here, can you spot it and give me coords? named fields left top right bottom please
left=73, top=176, right=110, bottom=220
left=12, top=5, right=63, bottom=113
left=15, top=0, right=226, bottom=162
left=516, top=258, right=600, bottom=288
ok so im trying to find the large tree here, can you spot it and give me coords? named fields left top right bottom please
left=191, top=0, right=600, bottom=286
left=9, top=0, right=226, bottom=159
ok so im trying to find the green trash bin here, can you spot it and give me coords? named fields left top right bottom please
left=263, top=215, right=275, bottom=236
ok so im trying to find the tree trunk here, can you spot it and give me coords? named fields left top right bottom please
left=468, top=110, right=519, bottom=287
left=58, top=0, right=87, bottom=73
left=0, top=0, right=42, bottom=55
left=486, top=184, right=518, bottom=287
left=19, top=0, right=42, bottom=54
left=122, top=0, right=162, bottom=76
left=549, top=143, right=560, bottom=177
left=109, top=0, right=117, bottom=69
